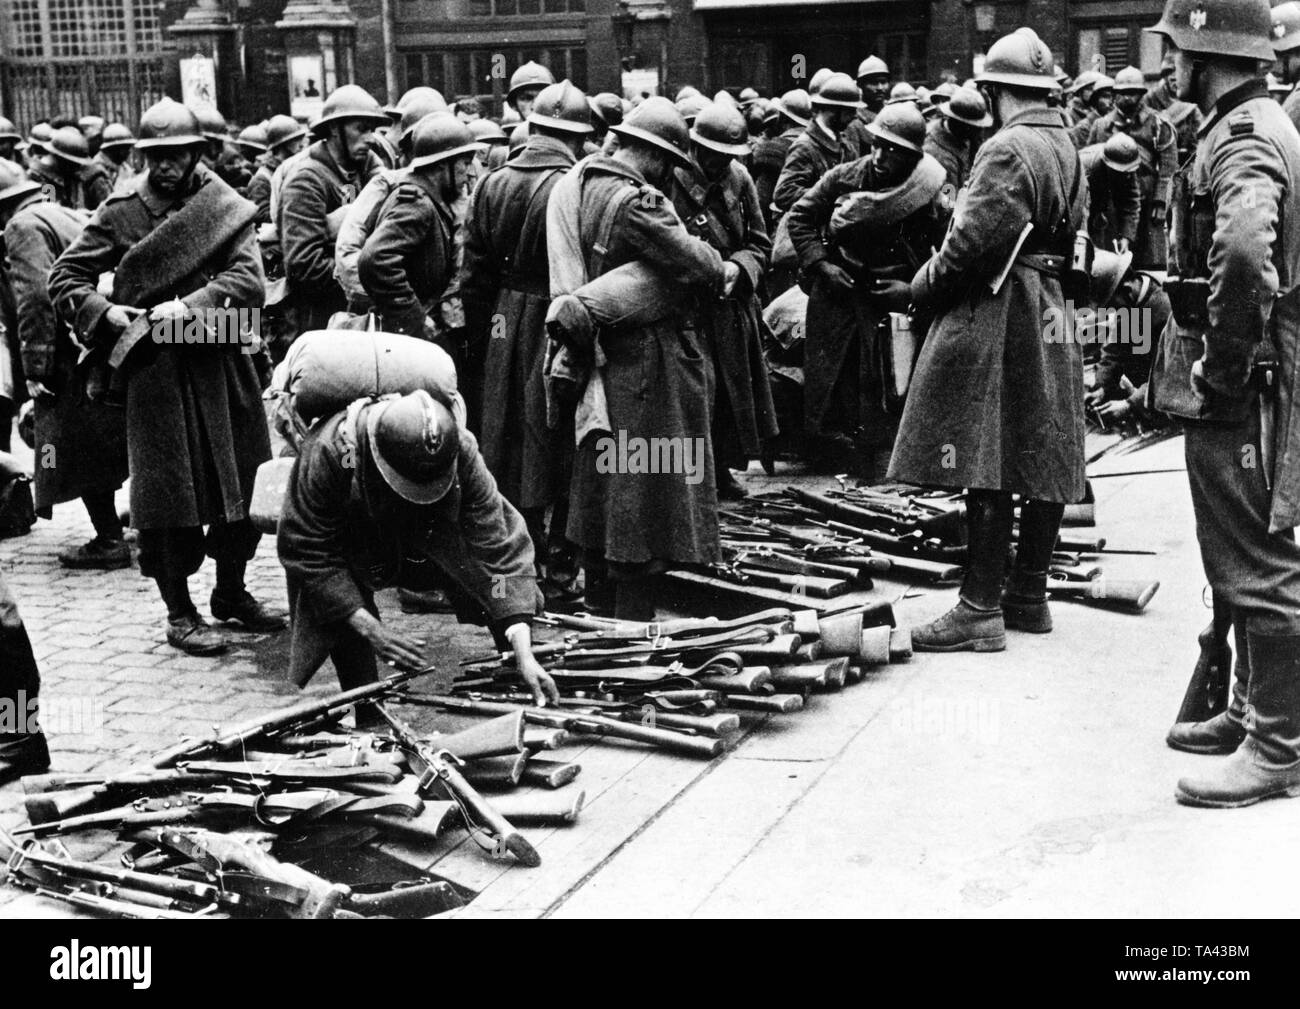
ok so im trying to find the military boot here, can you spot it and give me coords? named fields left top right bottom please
left=1001, top=569, right=1052, bottom=633
left=1168, top=621, right=1248, bottom=755
left=57, top=536, right=131, bottom=570
left=1176, top=629, right=1300, bottom=808
left=913, top=489, right=1012, bottom=653
left=1000, top=499, right=1065, bottom=633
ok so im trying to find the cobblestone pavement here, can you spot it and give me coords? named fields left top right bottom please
left=0, top=477, right=481, bottom=908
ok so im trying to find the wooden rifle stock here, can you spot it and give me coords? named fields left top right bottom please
left=722, top=693, right=805, bottom=713
left=1046, top=576, right=1159, bottom=613
left=375, top=703, right=540, bottom=867
left=1175, top=597, right=1233, bottom=724
left=407, top=694, right=727, bottom=759
left=428, top=712, right=525, bottom=760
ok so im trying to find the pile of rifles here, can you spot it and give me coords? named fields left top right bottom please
left=0, top=482, right=1157, bottom=918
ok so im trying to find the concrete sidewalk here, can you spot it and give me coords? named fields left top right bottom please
left=5, top=434, right=1297, bottom=918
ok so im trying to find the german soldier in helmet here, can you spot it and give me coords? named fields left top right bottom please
left=888, top=26, right=1088, bottom=653
left=1145, top=0, right=1300, bottom=809
left=548, top=97, right=726, bottom=618
left=787, top=99, right=948, bottom=478
left=277, top=386, right=557, bottom=706
left=670, top=101, right=778, bottom=498
left=460, top=80, right=593, bottom=609
left=48, top=97, right=283, bottom=656
left=279, top=84, right=389, bottom=338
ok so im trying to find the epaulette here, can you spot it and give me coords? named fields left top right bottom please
left=1228, top=112, right=1254, bottom=136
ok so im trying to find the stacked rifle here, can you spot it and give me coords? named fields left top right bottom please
left=0, top=669, right=587, bottom=919
left=431, top=603, right=914, bottom=758
left=691, top=484, right=1159, bottom=615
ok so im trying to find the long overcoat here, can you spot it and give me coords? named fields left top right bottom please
left=48, top=165, right=270, bottom=530
left=459, top=134, right=576, bottom=510
left=559, top=156, right=725, bottom=569
left=888, top=107, right=1088, bottom=504
left=670, top=158, right=778, bottom=464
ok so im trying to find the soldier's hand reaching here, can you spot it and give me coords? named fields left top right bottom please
left=506, top=623, right=559, bottom=707
left=813, top=261, right=855, bottom=294
left=26, top=380, right=54, bottom=402
left=1085, top=386, right=1108, bottom=408
left=348, top=608, right=427, bottom=670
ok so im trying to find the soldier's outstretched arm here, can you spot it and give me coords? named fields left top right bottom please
left=47, top=211, right=124, bottom=348
left=1201, top=128, right=1287, bottom=397
left=912, top=142, right=1029, bottom=309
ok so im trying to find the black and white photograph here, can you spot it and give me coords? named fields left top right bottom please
left=0, top=0, right=1287, bottom=966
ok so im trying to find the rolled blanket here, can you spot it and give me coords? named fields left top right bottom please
left=828, top=153, right=946, bottom=240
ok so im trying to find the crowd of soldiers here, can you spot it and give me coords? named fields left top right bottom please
left=3, top=0, right=1300, bottom=812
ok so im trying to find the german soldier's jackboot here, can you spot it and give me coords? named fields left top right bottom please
left=1176, top=629, right=1300, bottom=808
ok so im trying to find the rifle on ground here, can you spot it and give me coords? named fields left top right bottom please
left=15, top=788, right=424, bottom=840
left=1046, top=576, right=1160, bottom=613
left=1175, top=596, right=1233, bottom=724
left=403, top=693, right=729, bottom=759
left=374, top=702, right=541, bottom=867
left=0, top=826, right=223, bottom=918
left=150, top=669, right=431, bottom=768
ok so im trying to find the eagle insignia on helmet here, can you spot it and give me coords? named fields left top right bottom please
left=1189, top=7, right=1207, bottom=30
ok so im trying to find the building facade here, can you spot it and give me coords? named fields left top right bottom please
left=0, top=0, right=1171, bottom=130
